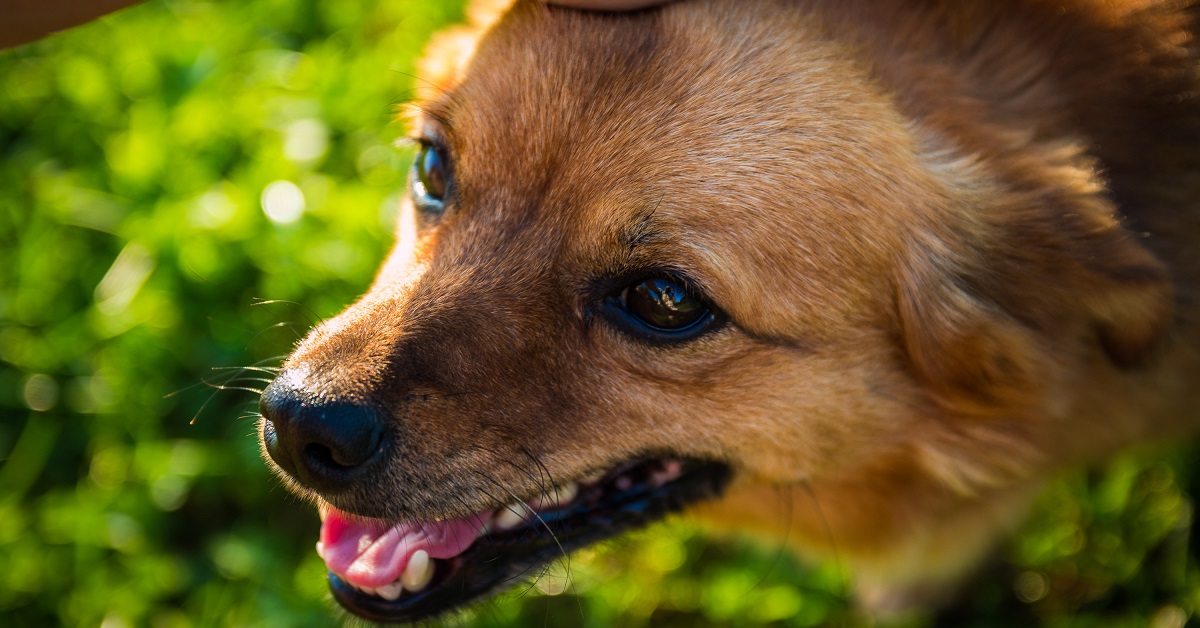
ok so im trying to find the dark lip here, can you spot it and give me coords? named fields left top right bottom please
left=328, top=458, right=732, bottom=623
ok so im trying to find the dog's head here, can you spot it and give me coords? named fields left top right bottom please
left=257, top=0, right=1174, bottom=620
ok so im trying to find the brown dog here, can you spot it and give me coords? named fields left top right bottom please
left=257, top=0, right=1200, bottom=621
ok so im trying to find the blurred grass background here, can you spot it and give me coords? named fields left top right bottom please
left=0, top=0, right=1198, bottom=626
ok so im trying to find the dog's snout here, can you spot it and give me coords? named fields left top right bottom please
left=259, top=371, right=389, bottom=493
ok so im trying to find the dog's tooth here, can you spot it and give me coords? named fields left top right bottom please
left=494, top=504, right=530, bottom=530
left=401, top=549, right=434, bottom=591
left=376, top=580, right=404, bottom=601
left=554, top=482, right=579, bottom=505
left=651, top=460, right=686, bottom=487
left=579, top=470, right=606, bottom=485
left=529, top=482, right=578, bottom=510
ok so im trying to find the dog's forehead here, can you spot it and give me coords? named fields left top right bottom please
left=422, top=0, right=944, bottom=327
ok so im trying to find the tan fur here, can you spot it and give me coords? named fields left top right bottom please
left=282, top=0, right=1200, bottom=607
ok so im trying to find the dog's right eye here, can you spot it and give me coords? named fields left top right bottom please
left=411, top=143, right=449, bottom=215
left=601, top=276, right=720, bottom=343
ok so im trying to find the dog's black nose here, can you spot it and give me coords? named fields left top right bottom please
left=259, top=370, right=388, bottom=493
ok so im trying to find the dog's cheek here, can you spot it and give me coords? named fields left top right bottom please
left=570, top=333, right=921, bottom=483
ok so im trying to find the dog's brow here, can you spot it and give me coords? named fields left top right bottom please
left=622, top=203, right=666, bottom=252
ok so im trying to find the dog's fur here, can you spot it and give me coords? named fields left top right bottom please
left=281, top=0, right=1200, bottom=609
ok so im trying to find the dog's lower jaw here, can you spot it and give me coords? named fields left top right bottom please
left=690, top=475, right=1043, bottom=613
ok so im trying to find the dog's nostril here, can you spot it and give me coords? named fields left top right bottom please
left=303, top=426, right=382, bottom=470
left=303, top=442, right=341, bottom=470
left=258, top=371, right=389, bottom=493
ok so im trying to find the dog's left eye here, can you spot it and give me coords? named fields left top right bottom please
left=603, top=276, right=718, bottom=342
left=411, top=143, right=449, bottom=215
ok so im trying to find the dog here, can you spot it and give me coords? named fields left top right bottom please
left=256, top=0, right=1200, bottom=621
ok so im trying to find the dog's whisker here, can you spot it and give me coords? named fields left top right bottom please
left=411, top=99, right=457, bottom=134
left=206, top=384, right=264, bottom=395
left=519, top=448, right=573, bottom=537
left=472, top=469, right=573, bottom=573
left=247, top=320, right=309, bottom=342
left=473, top=598, right=511, bottom=628
left=251, top=298, right=325, bottom=329
left=743, top=483, right=796, bottom=597
left=210, top=365, right=281, bottom=374
left=521, top=445, right=586, bottom=622
left=202, top=374, right=271, bottom=389
left=178, top=355, right=288, bottom=408
left=447, top=491, right=493, bottom=549
left=193, top=372, right=264, bottom=393
left=462, top=482, right=510, bottom=556
left=163, top=380, right=209, bottom=399
left=217, top=376, right=275, bottom=386
left=185, top=389, right=221, bottom=426
left=799, top=480, right=849, bottom=602
left=171, top=366, right=272, bottom=425
left=513, top=449, right=553, bottom=509
left=508, top=494, right=571, bottom=587
left=390, top=69, right=448, bottom=95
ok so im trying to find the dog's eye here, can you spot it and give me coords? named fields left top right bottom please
left=603, top=276, right=718, bottom=342
left=625, top=278, right=705, bottom=329
left=411, top=143, right=448, bottom=214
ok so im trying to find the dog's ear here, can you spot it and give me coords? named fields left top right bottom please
left=1068, top=227, right=1176, bottom=367
left=897, top=253, right=1051, bottom=415
left=897, top=153, right=1174, bottom=415
left=417, top=0, right=516, bottom=100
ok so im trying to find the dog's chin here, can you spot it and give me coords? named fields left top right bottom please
left=319, top=457, right=732, bottom=623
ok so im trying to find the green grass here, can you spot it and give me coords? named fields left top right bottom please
left=1, top=1, right=1197, bottom=625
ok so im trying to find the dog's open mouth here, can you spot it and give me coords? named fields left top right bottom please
left=318, top=457, right=731, bottom=622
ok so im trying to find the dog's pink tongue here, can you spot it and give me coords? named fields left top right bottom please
left=318, top=508, right=487, bottom=588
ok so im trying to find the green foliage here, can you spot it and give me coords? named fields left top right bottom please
left=0, top=1, right=1197, bottom=626
left=0, top=1, right=459, bottom=625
